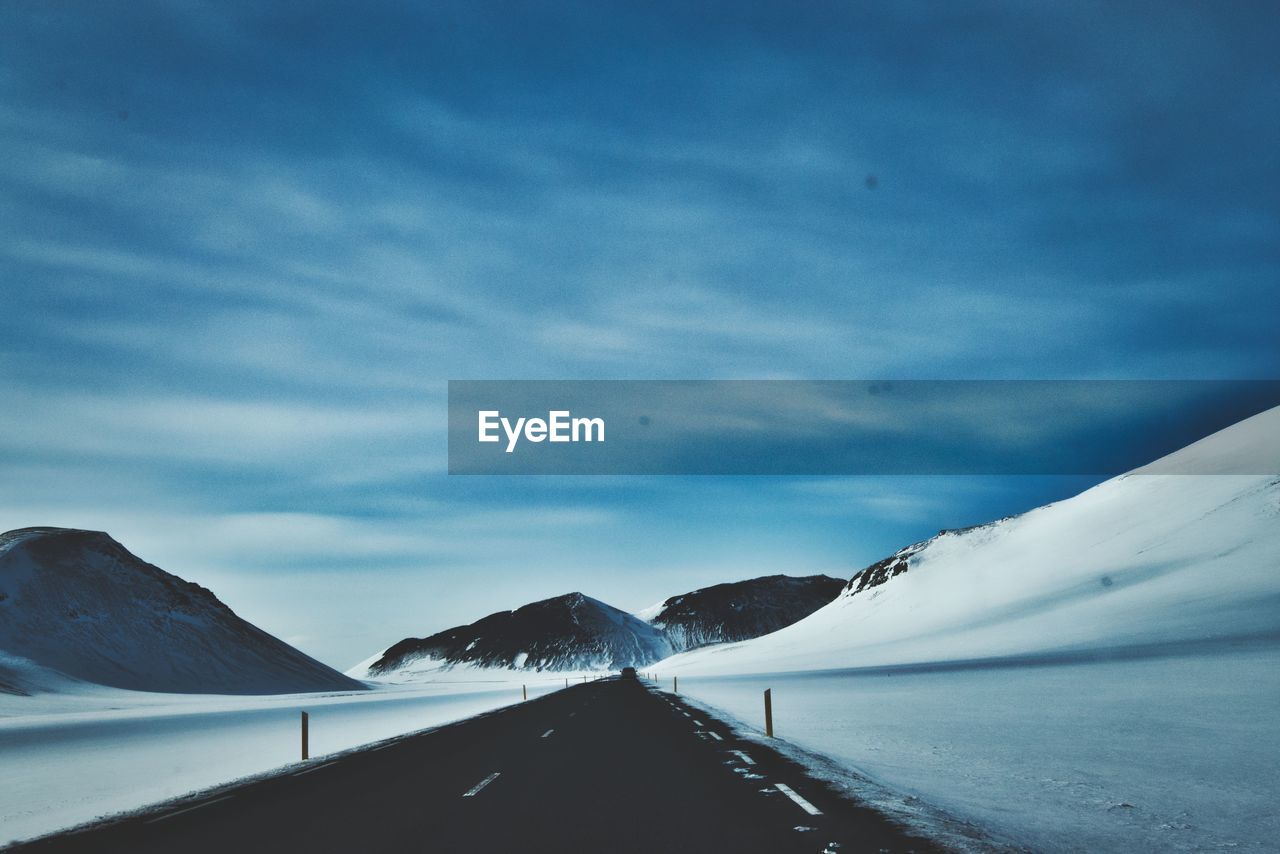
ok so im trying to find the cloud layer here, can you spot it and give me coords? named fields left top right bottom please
left=1, top=1, right=1277, bottom=666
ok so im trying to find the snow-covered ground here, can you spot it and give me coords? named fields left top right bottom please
left=0, top=676, right=569, bottom=846
left=669, top=643, right=1280, bottom=852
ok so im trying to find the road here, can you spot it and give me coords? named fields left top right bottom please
left=9, top=678, right=944, bottom=853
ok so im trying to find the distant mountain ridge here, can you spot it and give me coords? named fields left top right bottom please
left=0, top=527, right=363, bottom=695
left=364, top=592, right=673, bottom=676
left=641, top=574, right=844, bottom=652
left=358, top=574, right=844, bottom=680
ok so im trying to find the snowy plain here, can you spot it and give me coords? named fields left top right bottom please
left=0, top=676, right=568, bottom=846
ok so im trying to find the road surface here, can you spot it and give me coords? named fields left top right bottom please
left=9, top=678, right=944, bottom=853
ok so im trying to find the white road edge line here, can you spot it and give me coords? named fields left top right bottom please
left=462, top=772, right=501, bottom=798
left=541, top=729, right=555, bottom=738
left=144, top=796, right=233, bottom=824
left=293, top=761, right=336, bottom=776
left=731, top=750, right=755, bottom=765
left=708, top=731, right=723, bottom=741
left=774, top=783, right=823, bottom=816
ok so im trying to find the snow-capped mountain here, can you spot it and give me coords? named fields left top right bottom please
left=638, top=574, right=844, bottom=653
left=360, top=592, right=674, bottom=678
left=0, top=527, right=364, bottom=695
left=657, top=406, right=1280, bottom=675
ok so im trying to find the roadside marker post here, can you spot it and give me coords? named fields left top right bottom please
left=674, top=676, right=678, bottom=694
left=301, top=710, right=309, bottom=760
left=523, top=684, right=527, bottom=701
left=764, top=689, right=773, bottom=737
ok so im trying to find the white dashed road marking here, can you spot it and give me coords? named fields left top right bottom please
left=693, top=719, right=704, bottom=726
left=730, top=750, right=755, bottom=765
left=463, top=772, right=501, bottom=798
left=774, top=783, right=822, bottom=816
left=541, top=729, right=555, bottom=738
left=707, top=731, right=723, bottom=741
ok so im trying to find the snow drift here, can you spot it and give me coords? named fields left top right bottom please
left=0, top=527, right=364, bottom=695
left=658, top=406, right=1280, bottom=675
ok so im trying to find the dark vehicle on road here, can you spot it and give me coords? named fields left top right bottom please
left=620, top=666, right=637, bottom=679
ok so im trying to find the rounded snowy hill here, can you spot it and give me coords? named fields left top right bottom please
left=657, top=406, right=1280, bottom=675
left=0, top=527, right=364, bottom=695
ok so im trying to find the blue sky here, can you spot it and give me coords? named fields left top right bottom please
left=1, top=1, right=1277, bottom=669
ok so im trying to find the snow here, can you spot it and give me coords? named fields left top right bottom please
left=659, top=408, right=1280, bottom=675
left=0, top=677, right=566, bottom=846
left=651, top=406, right=1280, bottom=851
left=633, top=600, right=665, bottom=622
left=667, top=647, right=1280, bottom=853
left=349, top=652, right=615, bottom=686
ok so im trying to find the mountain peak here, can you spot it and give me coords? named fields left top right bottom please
left=0, top=526, right=363, bottom=695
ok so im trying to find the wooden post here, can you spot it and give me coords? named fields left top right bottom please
left=522, top=684, right=527, bottom=701
left=764, top=689, right=773, bottom=737
left=673, top=676, right=678, bottom=694
left=301, top=710, right=309, bottom=760
left=565, top=678, right=569, bottom=688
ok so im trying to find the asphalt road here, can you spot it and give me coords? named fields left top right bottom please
left=9, top=678, right=944, bottom=853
